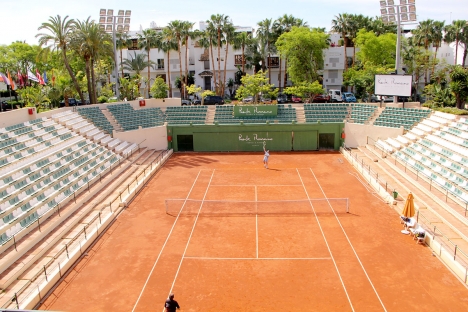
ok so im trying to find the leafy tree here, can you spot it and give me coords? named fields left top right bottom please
left=354, top=29, right=396, bottom=67
left=276, top=27, right=329, bottom=84
left=17, top=86, right=50, bottom=112
left=159, top=27, right=178, bottom=98
left=235, top=70, right=278, bottom=103
left=283, top=81, right=324, bottom=102
left=150, top=76, right=169, bottom=99
left=119, top=76, right=140, bottom=101
left=449, top=65, right=468, bottom=109
left=343, top=64, right=392, bottom=100
left=423, top=83, right=455, bottom=108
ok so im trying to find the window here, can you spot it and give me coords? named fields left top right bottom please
left=157, top=59, right=164, bottom=69
left=204, top=60, right=210, bottom=70
left=268, top=57, right=279, bottom=68
left=234, top=55, right=244, bottom=66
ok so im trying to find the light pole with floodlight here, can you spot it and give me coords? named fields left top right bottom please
left=379, top=0, right=417, bottom=102
left=99, top=9, right=131, bottom=100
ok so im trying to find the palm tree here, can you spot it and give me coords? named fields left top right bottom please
left=138, top=28, right=159, bottom=92
left=36, top=15, right=85, bottom=104
left=233, top=31, right=253, bottom=75
left=116, top=32, right=130, bottom=77
left=122, top=52, right=155, bottom=76
left=222, top=23, right=235, bottom=96
left=445, top=20, right=468, bottom=65
left=431, top=21, right=445, bottom=75
left=204, top=24, right=218, bottom=93
left=331, top=13, right=351, bottom=71
left=257, top=18, right=274, bottom=84
left=167, top=20, right=186, bottom=98
left=70, top=18, right=94, bottom=103
left=159, top=28, right=178, bottom=97
left=207, top=14, right=231, bottom=95
left=182, top=22, right=196, bottom=97
left=413, top=19, right=435, bottom=84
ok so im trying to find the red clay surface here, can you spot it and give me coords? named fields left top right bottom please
left=39, top=152, right=468, bottom=311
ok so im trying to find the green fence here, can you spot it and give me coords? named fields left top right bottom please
left=167, top=123, right=343, bottom=152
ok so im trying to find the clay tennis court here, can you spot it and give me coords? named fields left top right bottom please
left=39, top=152, right=468, bottom=311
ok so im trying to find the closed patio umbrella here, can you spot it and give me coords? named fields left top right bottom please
left=402, top=193, right=415, bottom=218
left=401, top=193, right=415, bottom=234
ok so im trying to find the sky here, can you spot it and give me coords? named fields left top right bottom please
left=1, top=0, right=467, bottom=45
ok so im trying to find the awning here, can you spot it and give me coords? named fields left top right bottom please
left=198, top=71, right=213, bottom=77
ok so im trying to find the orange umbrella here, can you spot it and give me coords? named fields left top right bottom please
left=402, top=193, right=415, bottom=218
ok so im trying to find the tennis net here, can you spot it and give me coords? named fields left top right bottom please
left=165, top=198, right=349, bottom=217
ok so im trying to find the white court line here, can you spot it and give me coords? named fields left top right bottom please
left=296, top=168, right=355, bottom=312
left=164, top=170, right=216, bottom=311
left=255, top=185, right=258, bottom=259
left=210, top=184, right=303, bottom=187
left=183, top=256, right=332, bottom=260
left=131, top=170, right=203, bottom=312
left=310, top=168, right=387, bottom=312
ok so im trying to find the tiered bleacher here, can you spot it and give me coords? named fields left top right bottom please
left=0, top=116, right=122, bottom=246
left=165, top=106, right=208, bottom=124
left=374, top=107, right=431, bottom=130
left=382, top=112, right=468, bottom=203
left=107, top=103, right=165, bottom=131
left=214, top=104, right=296, bottom=124
left=350, top=104, right=377, bottom=124
left=304, top=103, right=349, bottom=123
left=77, top=106, right=114, bottom=135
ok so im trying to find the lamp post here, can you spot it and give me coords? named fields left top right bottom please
left=379, top=0, right=417, bottom=102
left=99, top=9, right=131, bottom=100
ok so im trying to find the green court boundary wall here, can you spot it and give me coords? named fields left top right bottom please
left=167, top=123, right=344, bottom=152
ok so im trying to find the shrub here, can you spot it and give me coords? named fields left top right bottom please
left=98, top=96, right=108, bottom=103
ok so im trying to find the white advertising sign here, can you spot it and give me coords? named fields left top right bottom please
left=374, top=75, right=412, bottom=97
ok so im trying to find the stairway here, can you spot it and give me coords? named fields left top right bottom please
left=367, top=107, right=385, bottom=125
left=205, top=106, right=216, bottom=124
left=101, top=108, right=123, bottom=133
left=295, top=106, right=306, bottom=123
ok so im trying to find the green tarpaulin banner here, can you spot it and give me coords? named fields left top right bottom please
left=233, top=105, right=278, bottom=117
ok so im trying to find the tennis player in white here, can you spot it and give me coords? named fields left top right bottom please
left=263, top=145, right=270, bottom=169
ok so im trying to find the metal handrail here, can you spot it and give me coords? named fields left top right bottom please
left=1, top=149, right=171, bottom=308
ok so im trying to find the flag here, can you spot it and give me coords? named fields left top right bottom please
left=17, top=70, right=24, bottom=87
left=36, top=69, right=45, bottom=85
left=0, top=72, right=10, bottom=86
left=43, top=71, right=48, bottom=85
left=7, top=71, right=15, bottom=90
left=28, top=70, right=39, bottom=83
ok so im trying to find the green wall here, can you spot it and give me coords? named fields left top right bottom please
left=167, top=123, right=343, bottom=152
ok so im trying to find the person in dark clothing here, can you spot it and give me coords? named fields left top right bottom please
left=165, top=293, right=180, bottom=312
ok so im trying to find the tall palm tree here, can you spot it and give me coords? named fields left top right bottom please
left=445, top=20, right=468, bottom=65
left=168, top=20, right=187, bottom=98
left=233, top=31, right=253, bottom=75
left=331, top=13, right=351, bottom=72
left=116, top=32, right=130, bottom=77
left=138, top=28, right=159, bottom=91
left=70, top=18, right=94, bottom=103
left=36, top=15, right=85, bottom=104
left=182, top=22, right=196, bottom=96
left=159, top=28, right=178, bottom=97
left=122, top=52, right=155, bottom=75
left=413, top=19, right=435, bottom=84
left=204, top=24, right=218, bottom=93
left=207, top=14, right=231, bottom=95
left=222, top=23, right=235, bottom=96
left=257, top=18, right=274, bottom=84
left=431, top=20, right=445, bottom=75
left=71, top=18, right=112, bottom=104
